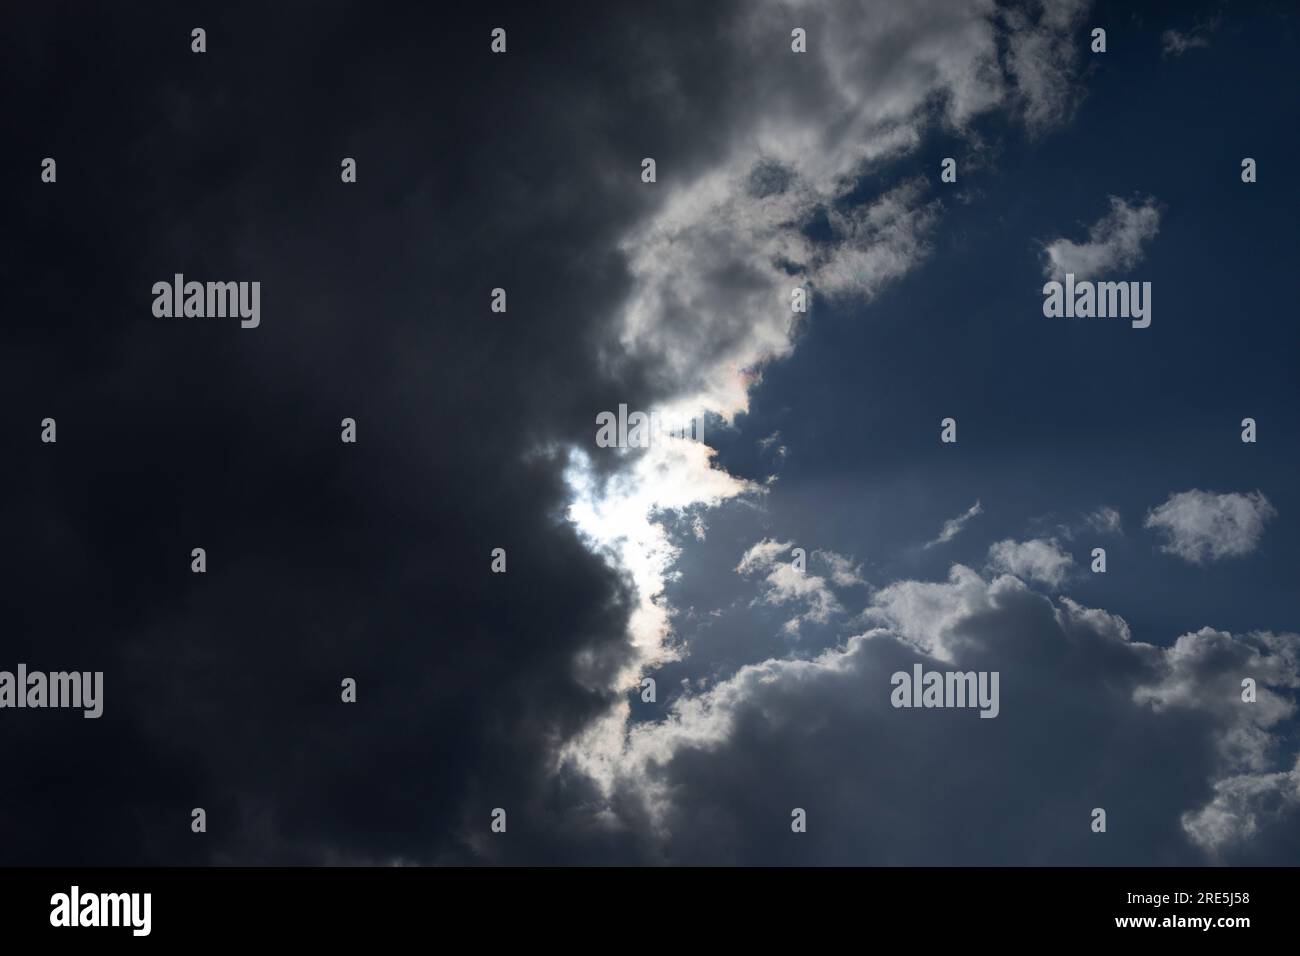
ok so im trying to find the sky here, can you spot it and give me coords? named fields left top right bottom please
left=2, top=0, right=1298, bottom=866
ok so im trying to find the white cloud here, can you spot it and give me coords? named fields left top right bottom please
left=1042, top=196, right=1161, bottom=281
left=735, top=538, right=794, bottom=576
left=565, top=438, right=759, bottom=686
left=860, top=564, right=997, bottom=661
left=986, top=537, right=1074, bottom=588
left=925, top=499, right=983, bottom=548
left=615, top=0, right=1094, bottom=422
left=617, top=174, right=941, bottom=421
left=1144, top=489, right=1278, bottom=564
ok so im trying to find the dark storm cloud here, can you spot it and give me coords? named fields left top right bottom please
left=0, top=0, right=791, bottom=864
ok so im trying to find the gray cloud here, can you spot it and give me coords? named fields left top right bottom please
left=1135, top=626, right=1300, bottom=858
left=592, top=568, right=1300, bottom=864
left=1002, top=0, right=1093, bottom=131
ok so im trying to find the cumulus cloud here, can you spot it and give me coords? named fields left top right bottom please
left=570, top=566, right=1300, bottom=864
left=1135, top=627, right=1300, bottom=768
left=861, top=564, right=999, bottom=661
left=1043, top=196, right=1161, bottom=281
left=1181, top=761, right=1300, bottom=856
left=926, top=499, right=983, bottom=548
left=1133, top=626, right=1300, bottom=857
left=987, top=537, right=1074, bottom=588
left=1144, top=490, right=1278, bottom=564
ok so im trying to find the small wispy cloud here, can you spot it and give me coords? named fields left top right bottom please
left=1161, top=18, right=1219, bottom=58
left=925, top=500, right=983, bottom=549
left=815, top=550, right=868, bottom=588
left=736, top=539, right=842, bottom=636
left=1086, top=506, right=1123, bottom=536
left=1042, top=196, right=1161, bottom=281
left=757, top=430, right=788, bottom=459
